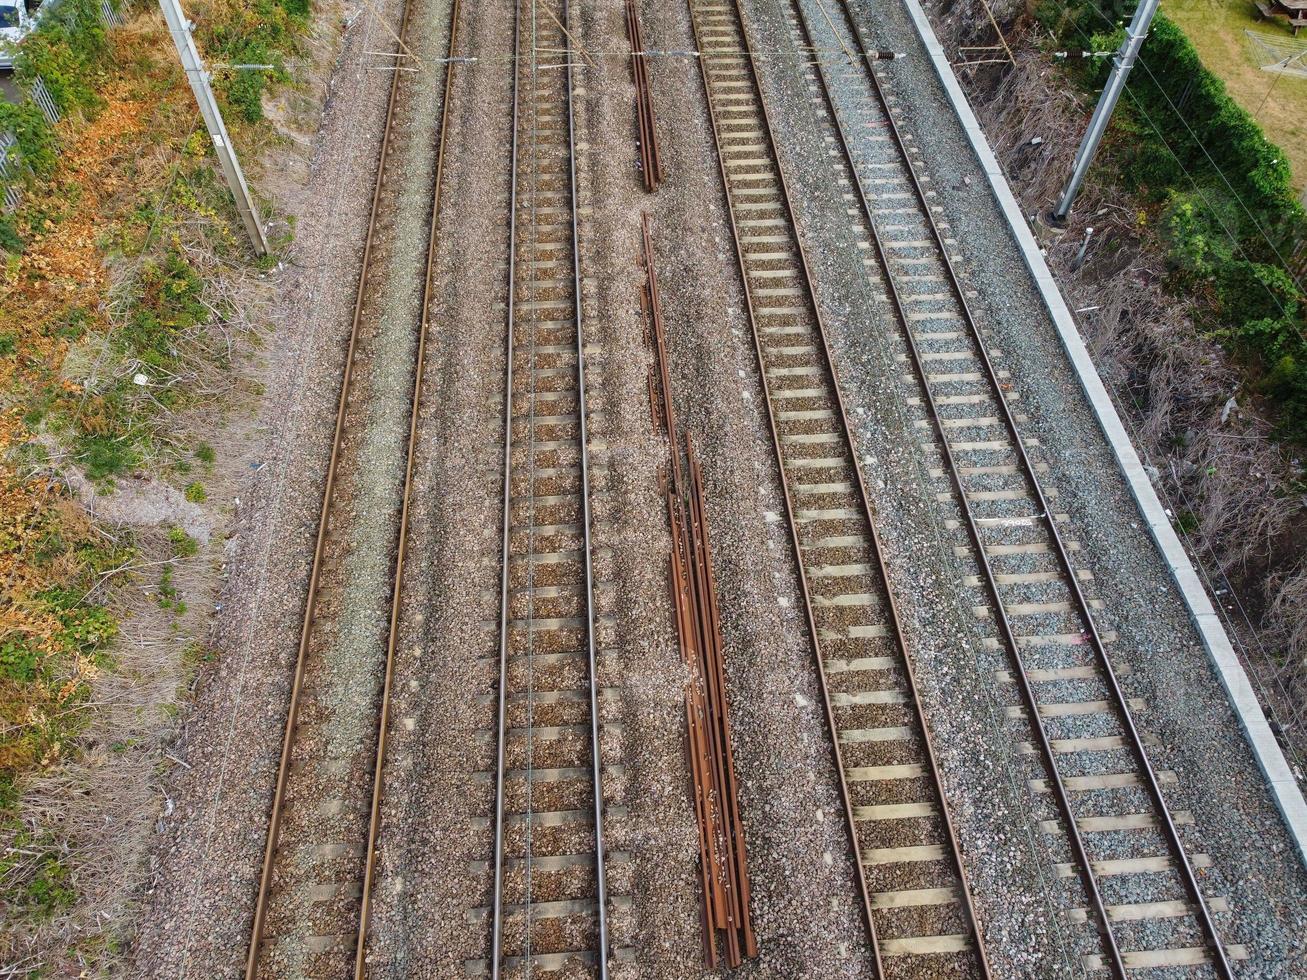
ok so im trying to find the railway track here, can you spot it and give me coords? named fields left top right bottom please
left=463, top=0, right=618, bottom=975
left=686, top=0, right=990, bottom=973
left=788, top=0, right=1248, bottom=973
left=242, top=0, right=461, bottom=974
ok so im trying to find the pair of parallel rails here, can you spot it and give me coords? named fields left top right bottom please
left=243, top=0, right=460, bottom=971
left=687, top=0, right=988, bottom=972
left=480, top=0, right=610, bottom=973
left=243, top=0, right=610, bottom=975
left=688, top=0, right=1241, bottom=974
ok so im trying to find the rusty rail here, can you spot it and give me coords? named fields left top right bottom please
left=643, top=214, right=755, bottom=968
left=626, top=0, right=664, bottom=191
left=354, top=0, right=464, bottom=970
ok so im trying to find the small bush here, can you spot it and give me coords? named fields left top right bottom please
left=75, top=434, right=137, bottom=480
left=0, top=213, right=23, bottom=255
left=0, top=637, right=42, bottom=683
left=200, top=0, right=305, bottom=124
left=1216, top=261, right=1300, bottom=333
left=1163, top=190, right=1236, bottom=278
left=53, top=307, right=92, bottom=341
left=123, top=253, right=208, bottom=371
left=225, top=67, right=268, bottom=123
left=167, top=526, right=198, bottom=558
left=183, top=481, right=206, bottom=503
left=0, top=101, right=59, bottom=178
left=0, top=844, right=75, bottom=920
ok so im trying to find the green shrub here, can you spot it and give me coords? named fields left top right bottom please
left=0, top=0, right=118, bottom=206
left=75, top=434, right=137, bottom=479
left=1217, top=261, right=1300, bottom=335
left=0, top=637, right=42, bottom=683
left=0, top=101, right=59, bottom=178
left=24, top=855, right=75, bottom=918
left=15, top=0, right=110, bottom=118
left=0, top=213, right=21, bottom=254
left=1260, top=354, right=1307, bottom=437
left=225, top=67, right=268, bottom=123
left=42, top=588, right=116, bottom=659
left=167, top=526, right=198, bottom=558
left=1163, top=190, right=1236, bottom=278
left=200, top=0, right=304, bottom=123
left=122, top=253, right=208, bottom=370
left=183, top=481, right=206, bottom=503
left=0, top=844, right=75, bottom=920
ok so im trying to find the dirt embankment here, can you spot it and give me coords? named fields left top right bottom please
left=924, top=0, right=1307, bottom=764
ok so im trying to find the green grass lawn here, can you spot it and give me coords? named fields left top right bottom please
left=1162, top=0, right=1307, bottom=193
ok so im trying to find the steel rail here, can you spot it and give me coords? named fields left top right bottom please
left=244, top=0, right=417, bottom=971
left=352, top=0, right=465, bottom=972
left=806, top=2, right=1121, bottom=967
left=489, top=0, right=524, bottom=967
left=687, top=0, right=989, bottom=972
left=827, top=0, right=1234, bottom=974
left=564, top=0, right=613, bottom=963
left=489, top=0, right=609, bottom=971
left=685, top=2, right=884, bottom=969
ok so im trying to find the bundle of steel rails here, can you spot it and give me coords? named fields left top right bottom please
left=626, top=0, right=664, bottom=191
left=641, top=214, right=755, bottom=968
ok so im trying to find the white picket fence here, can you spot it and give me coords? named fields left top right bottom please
left=1, top=2, right=126, bottom=213
left=30, top=75, right=60, bottom=124
left=0, top=132, right=21, bottom=212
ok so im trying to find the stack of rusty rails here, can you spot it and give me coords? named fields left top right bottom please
left=625, top=0, right=664, bottom=191
left=641, top=214, right=755, bottom=968
left=666, top=444, right=756, bottom=968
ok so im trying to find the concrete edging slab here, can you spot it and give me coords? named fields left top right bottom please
left=898, top=0, right=1307, bottom=868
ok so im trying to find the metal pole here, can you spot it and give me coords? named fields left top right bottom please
left=157, top=0, right=269, bottom=255
left=1053, top=0, right=1160, bottom=223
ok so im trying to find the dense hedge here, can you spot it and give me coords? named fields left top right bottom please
left=18, top=0, right=112, bottom=117
left=1040, top=1, right=1307, bottom=442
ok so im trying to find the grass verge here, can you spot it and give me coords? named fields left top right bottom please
left=1, top=0, right=308, bottom=966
